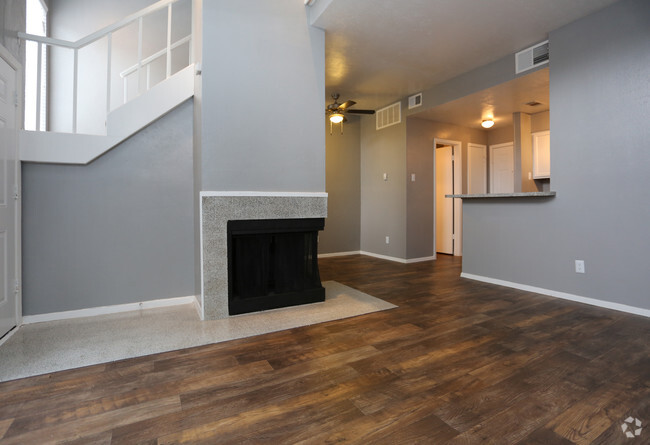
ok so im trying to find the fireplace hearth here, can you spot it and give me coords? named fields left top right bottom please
left=200, top=192, right=328, bottom=320
left=227, top=218, right=325, bottom=315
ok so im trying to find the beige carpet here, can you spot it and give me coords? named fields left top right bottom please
left=0, top=281, right=395, bottom=382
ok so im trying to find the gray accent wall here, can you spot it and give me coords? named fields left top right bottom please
left=530, top=111, right=549, bottom=134
left=487, top=125, right=514, bottom=146
left=462, top=0, right=650, bottom=311
left=199, top=0, right=325, bottom=193
left=320, top=118, right=360, bottom=254
left=406, top=117, right=487, bottom=259
left=360, top=112, right=407, bottom=258
left=21, top=100, right=195, bottom=315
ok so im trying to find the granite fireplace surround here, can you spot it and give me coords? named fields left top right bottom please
left=200, top=192, right=328, bottom=320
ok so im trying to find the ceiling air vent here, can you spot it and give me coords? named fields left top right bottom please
left=376, top=101, right=401, bottom=130
left=515, top=40, right=549, bottom=74
left=408, top=93, right=422, bottom=109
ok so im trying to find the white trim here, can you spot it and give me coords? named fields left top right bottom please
left=0, top=326, right=18, bottom=347
left=200, top=191, right=328, bottom=198
left=319, top=251, right=435, bottom=264
left=22, top=295, right=199, bottom=325
left=433, top=138, right=463, bottom=257
left=199, top=193, right=205, bottom=320
left=318, top=251, right=361, bottom=258
left=359, top=251, right=408, bottom=264
left=460, top=273, right=650, bottom=318
left=405, top=256, right=436, bottom=264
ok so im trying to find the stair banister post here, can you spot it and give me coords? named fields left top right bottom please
left=166, top=3, right=172, bottom=79
left=106, top=32, right=112, bottom=115
left=36, top=42, right=42, bottom=131
left=137, top=16, right=143, bottom=97
left=73, top=48, right=78, bottom=133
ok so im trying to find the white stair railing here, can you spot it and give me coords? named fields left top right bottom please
left=18, top=0, right=192, bottom=134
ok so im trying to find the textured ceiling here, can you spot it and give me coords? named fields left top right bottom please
left=413, top=67, right=549, bottom=129
left=312, top=0, right=621, bottom=111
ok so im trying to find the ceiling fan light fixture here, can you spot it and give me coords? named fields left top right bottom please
left=481, top=119, right=495, bottom=129
left=330, top=113, right=344, bottom=124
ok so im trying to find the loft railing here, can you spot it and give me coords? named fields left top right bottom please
left=18, top=0, right=192, bottom=134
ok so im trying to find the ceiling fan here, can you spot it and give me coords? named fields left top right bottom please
left=326, top=93, right=375, bottom=134
left=326, top=93, right=375, bottom=123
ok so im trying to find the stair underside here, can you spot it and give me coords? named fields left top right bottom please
left=20, top=64, right=194, bottom=165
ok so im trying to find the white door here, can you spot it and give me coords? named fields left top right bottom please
left=0, top=54, right=18, bottom=339
left=435, top=145, right=454, bottom=254
left=468, top=143, right=487, bottom=194
left=490, top=142, right=514, bottom=193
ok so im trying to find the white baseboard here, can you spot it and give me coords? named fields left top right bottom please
left=0, top=326, right=19, bottom=347
left=22, top=295, right=200, bottom=325
left=359, top=251, right=408, bottom=264
left=318, top=251, right=361, bottom=258
left=460, top=273, right=650, bottom=318
left=405, top=256, right=436, bottom=264
left=320, top=251, right=436, bottom=264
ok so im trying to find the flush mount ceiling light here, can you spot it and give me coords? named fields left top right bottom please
left=481, top=119, right=495, bottom=129
left=329, top=113, right=344, bottom=124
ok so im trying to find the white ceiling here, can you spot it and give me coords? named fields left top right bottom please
left=413, top=67, right=549, bottom=129
left=313, top=0, right=621, bottom=112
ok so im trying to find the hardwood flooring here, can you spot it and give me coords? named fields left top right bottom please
left=1, top=255, right=648, bottom=444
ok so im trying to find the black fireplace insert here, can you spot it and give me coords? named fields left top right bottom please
left=227, top=218, right=325, bottom=315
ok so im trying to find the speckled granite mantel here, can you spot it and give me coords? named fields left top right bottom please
left=200, top=192, right=328, bottom=320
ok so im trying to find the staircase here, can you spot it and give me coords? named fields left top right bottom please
left=18, top=0, right=194, bottom=165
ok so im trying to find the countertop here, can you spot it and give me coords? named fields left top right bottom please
left=446, top=191, right=556, bottom=199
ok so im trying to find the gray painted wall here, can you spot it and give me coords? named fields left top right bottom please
left=487, top=125, right=513, bottom=146
left=199, top=0, right=325, bottom=192
left=409, top=54, right=546, bottom=119
left=358, top=47, right=541, bottom=261
left=320, top=118, right=360, bottom=254
left=530, top=110, right=549, bottom=133
left=192, top=0, right=203, bottom=299
left=406, top=117, right=487, bottom=259
left=360, top=111, right=407, bottom=258
left=462, top=0, right=650, bottom=311
left=22, top=100, right=195, bottom=315
left=513, top=112, right=535, bottom=192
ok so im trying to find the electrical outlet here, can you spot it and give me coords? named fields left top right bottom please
left=385, top=236, right=390, bottom=244
left=411, top=173, right=416, bottom=182
left=575, top=260, right=585, bottom=274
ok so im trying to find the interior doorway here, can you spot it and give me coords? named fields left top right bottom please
left=433, top=138, right=462, bottom=256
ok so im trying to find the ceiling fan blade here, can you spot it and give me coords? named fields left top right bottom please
left=346, top=109, right=375, bottom=115
left=339, top=100, right=356, bottom=110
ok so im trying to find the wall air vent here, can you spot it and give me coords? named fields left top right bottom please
left=515, top=40, right=549, bottom=74
left=408, top=93, right=422, bottom=109
left=376, top=101, right=401, bottom=130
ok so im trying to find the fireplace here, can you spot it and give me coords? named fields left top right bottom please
left=227, top=218, right=325, bottom=315
left=200, top=192, right=328, bottom=320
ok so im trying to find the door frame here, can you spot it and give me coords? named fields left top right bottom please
left=489, top=141, right=514, bottom=193
left=0, top=43, right=23, bottom=344
left=433, top=138, right=462, bottom=257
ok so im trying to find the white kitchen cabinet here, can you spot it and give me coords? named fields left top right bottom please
left=532, top=130, right=550, bottom=179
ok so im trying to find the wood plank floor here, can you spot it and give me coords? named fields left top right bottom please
left=1, top=255, right=648, bottom=444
